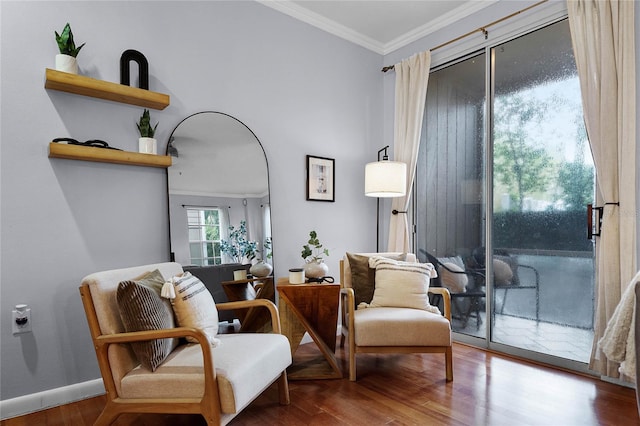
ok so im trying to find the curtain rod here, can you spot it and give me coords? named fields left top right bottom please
left=381, top=0, right=548, bottom=72
left=182, top=204, right=222, bottom=209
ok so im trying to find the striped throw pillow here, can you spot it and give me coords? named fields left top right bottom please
left=168, top=272, right=219, bottom=344
left=116, top=269, right=179, bottom=371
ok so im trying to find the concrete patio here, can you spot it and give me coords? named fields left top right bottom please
left=449, top=253, right=595, bottom=363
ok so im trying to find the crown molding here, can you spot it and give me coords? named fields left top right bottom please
left=382, top=0, right=499, bottom=55
left=257, top=0, right=499, bottom=56
left=257, top=0, right=390, bottom=54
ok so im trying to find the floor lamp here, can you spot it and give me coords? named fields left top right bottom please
left=364, top=146, right=407, bottom=252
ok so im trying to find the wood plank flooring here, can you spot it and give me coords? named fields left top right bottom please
left=2, top=341, right=637, bottom=425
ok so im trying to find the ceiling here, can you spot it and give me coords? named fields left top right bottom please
left=258, top=0, right=498, bottom=54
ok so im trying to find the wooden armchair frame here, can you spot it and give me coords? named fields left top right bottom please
left=339, top=258, right=453, bottom=382
left=79, top=284, right=289, bottom=426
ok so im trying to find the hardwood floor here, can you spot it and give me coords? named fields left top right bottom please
left=2, top=342, right=637, bottom=426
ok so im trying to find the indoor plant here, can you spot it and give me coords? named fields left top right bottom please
left=136, top=109, right=159, bottom=154
left=54, top=23, right=85, bottom=74
left=220, top=220, right=258, bottom=265
left=301, top=230, right=330, bottom=278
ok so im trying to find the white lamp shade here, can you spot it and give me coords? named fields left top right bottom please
left=364, top=161, right=407, bottom=197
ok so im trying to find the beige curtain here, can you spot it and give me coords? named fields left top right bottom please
left=388, top=51, right=431, bottom=252
left=567, top=0, right=637, bottom=377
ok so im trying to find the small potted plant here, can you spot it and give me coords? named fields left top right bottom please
left=54, top=23, right=85, bottom=74
left=136, top=109, right=159, bottom=154
left=301, top=230, right=330, bottom=278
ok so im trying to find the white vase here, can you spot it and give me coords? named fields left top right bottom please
left=303, top=259, right=329, bottom=279
left=138, top=137, right=157, bottom=154
left=55, top=54, right=78, bottom=74
left=250, top=260, right=273, bottom=278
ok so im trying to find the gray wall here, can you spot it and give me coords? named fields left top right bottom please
left=0, top=1, right=383, bottom=400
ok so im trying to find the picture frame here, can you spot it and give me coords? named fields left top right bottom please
left=306, top=155, right=335, bottom=202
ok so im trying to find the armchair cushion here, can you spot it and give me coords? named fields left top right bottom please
left=353, top=307, right=451, bottom=346
left=116, top=270, right=179, bottom=371
left=346, top=252, right=407, bottom=307
left=120, top=333, right=292, bottom=414
left=367, top=256, right=440, bottom=314
left=168, top=271, right=219, bottom=344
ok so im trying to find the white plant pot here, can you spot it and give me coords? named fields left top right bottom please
left=55, top=54, right=78, bottom=74
left=303, top=260, right=329, bottom=279
left=138, top=137, right=157, bottom=154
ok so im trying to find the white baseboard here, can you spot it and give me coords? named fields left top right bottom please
left=0, top=379, right=105, bottom=420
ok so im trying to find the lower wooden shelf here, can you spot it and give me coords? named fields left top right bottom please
left=48, top=142, right=172, bottom=168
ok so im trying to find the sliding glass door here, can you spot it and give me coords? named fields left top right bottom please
left=416, top=18, right=595, bottom=367
left=490, top=19, right=594, bottom=363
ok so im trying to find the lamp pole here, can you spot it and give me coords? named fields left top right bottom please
left=375, top=146, right=388, bottom=252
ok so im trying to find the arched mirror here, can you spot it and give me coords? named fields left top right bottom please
left=166, top=111, right=271, bottom=273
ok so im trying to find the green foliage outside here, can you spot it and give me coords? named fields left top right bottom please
left=493, top=90, right=593, bottom=213
left=204, top=210, right=221, bottom=263
left=493, top=94, right=555, bottom=212
left=557, top=161, right=594, bottom=209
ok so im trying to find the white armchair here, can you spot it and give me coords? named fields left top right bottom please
left=339, top=253, right=453, bottom=382
left=79, top=262, right=290, bottom=425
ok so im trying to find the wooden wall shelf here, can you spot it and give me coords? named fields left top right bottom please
left=49, top=142, right=172, bottom=168
left=44, top=68, right=170, bottom=110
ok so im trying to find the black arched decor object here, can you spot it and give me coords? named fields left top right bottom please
left=120, top=49, right=149, bottom=90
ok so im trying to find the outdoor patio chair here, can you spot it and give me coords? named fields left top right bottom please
left=468, top=247, right=541, bottom=321
left=420, top=250, right=485, bottom=329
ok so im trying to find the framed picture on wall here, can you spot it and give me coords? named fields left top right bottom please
left=306, top=155, right=335, bottom=202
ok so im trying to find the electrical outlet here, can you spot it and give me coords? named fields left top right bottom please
left=12, top=304, right=31, bottom=334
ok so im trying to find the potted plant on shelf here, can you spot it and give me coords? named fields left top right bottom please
left=54, top=23, right=85, bottom=74
left=301, top=230, right=330, bottom=278
left=250, top=237, right=273, bottom=278
left=136, top=109, right=159, bottom=154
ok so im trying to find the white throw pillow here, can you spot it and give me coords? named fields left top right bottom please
left=166, top=272, right=219, bottom=344
left=440, top=262, right=468, bottom=293
left=367, top=256, right=440, bottom=314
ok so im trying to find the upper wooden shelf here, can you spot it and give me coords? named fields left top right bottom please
left=44, top=68, right=170, bottom=110
left=49, top=142, right=172, bottom=168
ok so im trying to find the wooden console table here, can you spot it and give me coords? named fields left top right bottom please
left=277, top=279, right=342, bottom=380
left=221, top=276, right=274, bottom=332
